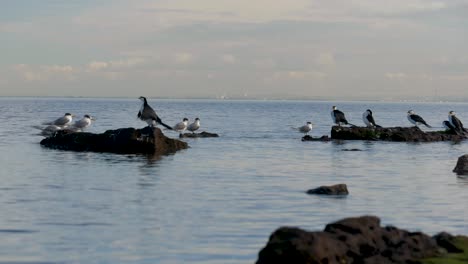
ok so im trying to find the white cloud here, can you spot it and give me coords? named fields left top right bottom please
left=13, top=64, right=75, bottom=81
left=316, top=53, right=336, bottom=66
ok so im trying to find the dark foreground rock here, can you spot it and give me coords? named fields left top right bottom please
left=306, top=184, right=349, bottom=195
left=302, top=135, right=331, bottom=142
left=453, top=154, right=468, bottom=175
left=331, top=126, right=466, bottom=142
left=40, top=127, right=188, bottom=155
left=180, top=131, right=219, bottom=138
left=257, top=215, right=468, bottom=264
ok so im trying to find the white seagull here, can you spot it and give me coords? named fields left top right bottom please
left=173, top=118, right=189, bottom=134
left=407, top=110, right=431, bottom=128
left=43, top=113, right=74, bottom=127
left=72, top=114, right=95, bottom=131
left=296, top=122, right=313, bottom=135
left=187, top=118, right=201, bottom=133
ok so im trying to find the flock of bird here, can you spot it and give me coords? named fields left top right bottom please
left=36, top=96, right=201, bottom=136
left=36, top=97, right=466, bottom=138
left=295, top=106, right=467, bottom=136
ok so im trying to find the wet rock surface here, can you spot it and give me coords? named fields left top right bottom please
left=331, top=126, right=466, bottom=142
left=40, top=127, right=188, bottom=155
left=306, top=184, right=349, bottom=195
left=256, top=215, right=467, bottom=264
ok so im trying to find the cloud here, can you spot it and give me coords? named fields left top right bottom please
left=316, top=53, right=335, bottom=66
left=13, top=64, right=75, bottom=81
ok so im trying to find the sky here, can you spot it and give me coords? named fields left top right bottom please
left=1, top=0, right=468, bottom=100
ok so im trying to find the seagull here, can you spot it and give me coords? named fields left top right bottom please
left=187, top=118, right=200, bottom=133
left=331, top=106, right=355, bottom=126
left=407, top=110, right=431, bottom=128
left=362, top=109, right=381, bottom=128
left=296, top=122, right=313, bottom=135
left=173, top=118, right=189, bottom=134
left=137, top=96, right=172, bottom=129
left=448, top=111, right=466, bottom=134
left=72, top=114, right=95, bottom=131
left=43, top=113, right=74, bottom=127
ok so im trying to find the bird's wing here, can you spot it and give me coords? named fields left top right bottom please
left=410, top=114, right=426, bottom=123
left=366, top=115, right=376, bottom=126
left=137, top=111, right=141, bottom=118
left=334, top=110, right=348, bottom=122
left=173, top=122, right=185, bottom=130
left=53, top=116, right=69, bottom=126
left=451, top=116, right=464, bottom=130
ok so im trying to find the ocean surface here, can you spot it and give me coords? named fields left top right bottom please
left=0, top=97, right=467, bottom=264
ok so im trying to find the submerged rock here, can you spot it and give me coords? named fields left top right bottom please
left=301, top=135, right=331, bottom=142
left=306, top=184, right=349, bottom=195
left=257, top=215, right=468, bottom=264
left=453, top=154, right=468, bottom=175
left=179, top=131, right=219, bottom=138
left=331, top=126, right=466, bottom=142
left=40, top=127, right=188, bottom=155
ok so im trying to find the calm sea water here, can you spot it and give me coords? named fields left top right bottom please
left=0, top=97, right=467, bottom=264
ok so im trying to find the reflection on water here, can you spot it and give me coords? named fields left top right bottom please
left=0, top=98, right=467, bottom=263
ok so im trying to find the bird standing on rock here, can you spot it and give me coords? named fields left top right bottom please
left=72, top=114, right=95, bottom=131
left=173, top=118, right=189, bottom=135
left=362, top=109, right=381, bottom=128
left=187, top=118, right=200, bottom=133
left=43, top=113, right=74, bottom=127
left=138, top=96, right=172, bottom=129
left=448, top=111, right=466, bottom=134
left=296, top=122, right=313, bottom=135
left=407, top=110, right=431, bottom=128
left=331, top=106, right=355, bottom=126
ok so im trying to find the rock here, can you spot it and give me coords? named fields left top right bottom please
left=40, top=127, right=188, bottom=155
left=306, top=184, right=349, bottom=195
left=341, top=148, right=362, bottom=151
left=453, top=154, right=468, bottom=175
left=180, top=131, right=219, bottom=138
left=256, top=215, right=443, bottom=264
left=433, top=232, right=464, bottom=253
left=301, top=135, right=331, bottom=142
left=331, top=126, right=466, bottom=142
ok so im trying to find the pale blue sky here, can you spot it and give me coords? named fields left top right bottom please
left=1, top=0, right=468, bottom=100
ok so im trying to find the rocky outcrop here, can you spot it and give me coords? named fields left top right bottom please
left=306, top=184, right=349, bottom=195
left=180, top=131, right=219, bottom=138
left=40, top=127, right=188, bottom=155
left=256, top=215, right=468, bottom=264
left=331, top=126, right=466, bottom=142
left=453, top=154, right=468, bottom=175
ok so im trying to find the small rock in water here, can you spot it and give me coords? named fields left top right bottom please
left=453, top=154, right=468, bottom=175
left=341, top=148, right=362, bottom=151
left=179, top=131, right=219, bottom=138
left=301, top=135, right=331, bottom=142
left=306, top=184, right=349, bottom=195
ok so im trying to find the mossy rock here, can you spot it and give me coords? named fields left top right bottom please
left=421, top=236, right=468, bottom=264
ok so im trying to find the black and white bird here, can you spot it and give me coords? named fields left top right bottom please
left=137, top=96, right=172, bottom=129
left=43, top=113, right=74, bottom=127
left=448, top=111, right=466, bottom=134
left=362, top=109, right=381, bottom=128
left=296, top=122, right=313, bottom=135
left=407, top=110, right=431, bottom=128
left=331, top=106, right=355, bottom=126
left=173, top=118, right=189, bottom=134
left=443, top=120, right=456, bottom=132
left=187, top=118, right=200, bottom=133
left=72, top=114, right=95, bottom=131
